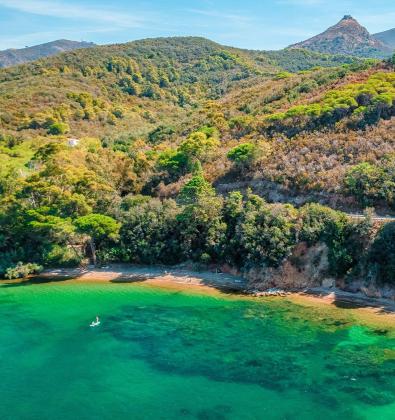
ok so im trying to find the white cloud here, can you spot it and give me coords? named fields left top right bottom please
left=0, top=0, right=147, bottom=28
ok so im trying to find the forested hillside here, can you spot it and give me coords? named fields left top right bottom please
left=1, top=37, right=394, bottom=289
left=0, top=37, right=363, bottom=139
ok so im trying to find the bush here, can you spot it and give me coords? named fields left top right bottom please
left=344, top=159, right=395, bottom=208
left=343, top=162, right=383, bottom=206
left=299, top=203, right=347, bottom=245
left=5, top=262, right=43, bottom=279
left=157, top=149, right=188, bottom=179
left=179, top=131, right=219, bottom=162
left=177, top=196, right=225, bottom=262
left=238, top=196, right=298, bottom=268
left=48, top=122, right=69, bottom=135
left=43, top=245, right=82, bottom=267
left=120, top=198, right=181, bottom=264
left=369, top=222, right=395, bottom=284
left=178, top=175, right=215, bottom=204
left=227, top=143, right=257, bottom=167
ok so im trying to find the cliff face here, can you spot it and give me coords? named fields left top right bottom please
left=244, top=241, right=395, bottom=301
left=290, top=16, right=393, bottom=58
left=244, top=242, right=333, bottom=290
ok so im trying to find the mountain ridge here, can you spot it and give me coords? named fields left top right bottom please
left=374, top=28, right=395, bottom=49
left=0, top=39, right=96, bottom=68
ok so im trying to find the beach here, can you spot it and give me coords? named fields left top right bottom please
left=8, top=264, right=393, bottom=329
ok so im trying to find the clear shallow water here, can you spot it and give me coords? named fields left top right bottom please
left=0, top=280, right=394, bottom=420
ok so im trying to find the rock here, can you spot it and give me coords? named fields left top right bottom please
left=322, top=278, right=336, bottom=288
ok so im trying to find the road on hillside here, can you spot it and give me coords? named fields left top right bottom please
left=346, top=214, right=395, bottom=223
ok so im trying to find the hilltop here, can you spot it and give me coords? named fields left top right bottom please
left=290, top=15, right=393, bottom=58
left=0, top=39, right=95, bottom=68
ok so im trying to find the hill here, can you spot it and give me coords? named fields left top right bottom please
left=0, top=36, right=364, bottom=141
left=0, top=39, right=95, bottom=68
left=0, top=35, right=394, bottom=288
left=289, top=15, right=392, bottom=58
left=374, top=28, right=395, bottom=49
left=0, top=37, right=392, bottom=207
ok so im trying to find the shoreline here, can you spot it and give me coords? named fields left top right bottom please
left=3, top=264, right=395, bottom=328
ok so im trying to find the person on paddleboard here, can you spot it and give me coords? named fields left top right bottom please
left=90, top=316, right=100, bottom=327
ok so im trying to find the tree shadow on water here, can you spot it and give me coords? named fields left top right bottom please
left=0, top=268, right=89, bottom=288
left=107, top=266, right=247, bottom=295
left=1, top=265, right=247, bottom=295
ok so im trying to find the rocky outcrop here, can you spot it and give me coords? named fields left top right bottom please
left=244, top=241, right=395, bottom=301
left=245, top=242, right=334, bottom=290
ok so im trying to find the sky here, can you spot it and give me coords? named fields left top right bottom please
left=0, top=0, right=394, bottom=51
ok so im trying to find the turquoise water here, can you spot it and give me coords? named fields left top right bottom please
left=0, top=280, right=395, bottom=420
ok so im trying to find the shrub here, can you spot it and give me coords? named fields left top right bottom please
left=48, top=122, right=69, bottom=135
left=43, top=245, right=82, bottom=267
left=179, top=131, right=219, bottom=162
left=5, top=262, right=43, bottom=279
left=177, top=195, right=225, bottom=262
left=178, top=175, right=215, bottom=204
left=369, top=222, right=395, bottom=284
left=157, top=149, right=188, bottom=178
left=238, top=196, right=298, bottom=268
left=344, top=161, right=395, bottom=207
left=299, top=203, right=347, bottom=245
left=120, top=198, right=180, bottom=264
left=227, top=143, right=257, bottom=166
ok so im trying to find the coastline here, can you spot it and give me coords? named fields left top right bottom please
left=3, top=264, right=395, bottom=329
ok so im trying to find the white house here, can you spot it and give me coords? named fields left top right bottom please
left=67, top=138, right=80, bottom=147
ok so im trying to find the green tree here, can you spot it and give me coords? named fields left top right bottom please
left=179, top=131, right=219, bottom=164
left=74, top=214, right=120, bottom=265
left=26, top=209, right=79, bottom=253
left=369, top=222, right=395, bottom=285
left=299, top=203, right=346, bottom=245
left=177, top=196, right=226, bottom=263
left=178, top=175, right=215, bottom=204
left=222, top=191, right=245, bottom=265
left=344, top=162, right=383, bottom=205
left=227, top=143, right=258, bottom=168
left=157, top=149, right=188, bottom=179
left=120, top=198, right=180, bottom=264
left=238, top=195, right=298, bottom=268
left=48, top=122, right=70, bottom=135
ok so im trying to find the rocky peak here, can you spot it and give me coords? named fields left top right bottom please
left=289, top=16, right=392, bottom=58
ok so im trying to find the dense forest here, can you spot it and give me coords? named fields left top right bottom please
left=0, top=37, right=394, bottom=287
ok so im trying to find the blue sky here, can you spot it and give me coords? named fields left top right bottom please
left=0, top=0, right=394, bottom=50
